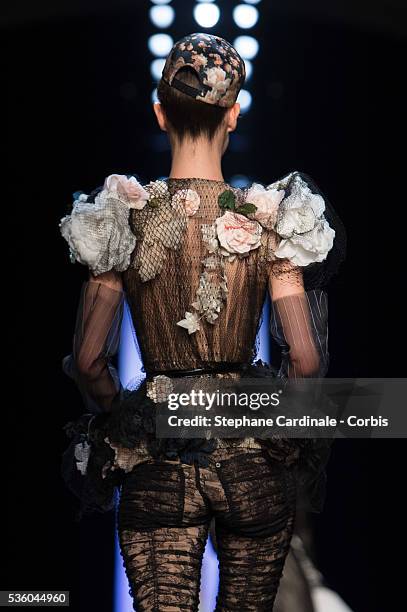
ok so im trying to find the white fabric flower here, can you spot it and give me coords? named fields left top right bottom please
left=59, top=190, right=137, bottom=276
left=145, top=179, right=169, bottom=199
left=215, top=211, right=262, bottom=255
left=201, top=224, right=219, bottom=253
left=176, top=311, right=201, bottom=334
left=275, top=218, right=335, bottom=266
left=272, top=172, right=336, bottom=266
left=172, top=188, right=200, bottom=216
left=275, top=173, right=326, bottom=238
left=276, top=206, right=318, bottom=238
left=246, top=183, right=285, bottom=230
left=103, top=174, right=149, bottom=210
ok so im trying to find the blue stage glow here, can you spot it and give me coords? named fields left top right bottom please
left=256, top=296, right=271, bottom=362
left=237, top=88, right=252, bottom=113
left=199, top=534, right=219, bottom=611
left=114, top=301, right=144, bottom=612
left=150, top=58, right=166, bottom=80
left=244, top=58, right=253, bottom=80
left=230, top=174, right=252, bottom=188
left=151, top=87, right=159, bottom=104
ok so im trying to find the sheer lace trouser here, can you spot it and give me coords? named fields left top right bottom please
left=117, top=447, right=297, bottom=611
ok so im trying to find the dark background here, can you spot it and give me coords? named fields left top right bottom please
left=4, top=1, right=405, bottom=611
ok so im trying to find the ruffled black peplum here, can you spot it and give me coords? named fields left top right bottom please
left=61, top=360, right=332, bottom=522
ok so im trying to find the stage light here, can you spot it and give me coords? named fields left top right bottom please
left=149, top=5, right=175, bottom=28
left=151, top=88, right=159, bottom=104
left=230, top=174, right=252, bottom=188
left=150, top=58, right=166, bottom=81
left=233, top=4, right=259, bottom=29
left=193, top=3, right=220, bottom=28
left=233, top=35, right=259, bottom=59
left=151, top=0, right=172, bottom=5
left=148, top=33, right=173, bottom=56
left=244, top=0, right=262, bottom=4
left=244, top=59, right=253, bottom=80
left=237, top=88, right=252, bottom=113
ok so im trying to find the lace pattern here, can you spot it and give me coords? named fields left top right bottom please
left=117, top=448, right=297, bottom=611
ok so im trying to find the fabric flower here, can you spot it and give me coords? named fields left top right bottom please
left=215, top=211, right=262, bottom=255
left=246, top=183, right=285, bottom=230
left=59, top=190, right=137, bottom=276
left=191, top=269, right=225, bottom=324
left=177, top=311, right=201, bottom=334
left=201, top=224, right=219, bottom=253
left=146, top=375, right=174, bottom=403
left=146, top=179, right=169, bottom=199
left=275, top=174, right=326, bottom=238
left=275, top=218, right=335, bottom=266
left=172, top=188, right=200, bottom=216
left=103, top=174, right=149, bottom=210
left=276, top=206, right=318, bottom=238
left=273, top=172, right=335, bottom=266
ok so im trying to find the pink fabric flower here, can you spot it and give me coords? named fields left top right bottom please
left=103, top=174, right=149, bottom=210
left=215, top=211, right=262, bottom=255
left=172, top=188, right=200, bottom=216
left=246, top=183, right=285, bottom=230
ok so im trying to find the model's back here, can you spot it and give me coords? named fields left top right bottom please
left=124, top=176, right=273, bottom=373
left=60, top=168, right=344, bottom=386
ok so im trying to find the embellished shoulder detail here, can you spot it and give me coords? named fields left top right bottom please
left=257, top=170, right=346, bottom=288
left=59, top=174, right=149, bottom=276
left=273, top=171, right=335, bottom=266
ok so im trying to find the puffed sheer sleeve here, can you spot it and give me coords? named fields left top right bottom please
left=269, top=283, right=329, bottom=379
left=59, top=173, right=149, bottom=276
left=62, top=279, right=125, bottom=413
left=59, top=174, right=149, bottom=412
left=265, top=170, right=346, bottom=380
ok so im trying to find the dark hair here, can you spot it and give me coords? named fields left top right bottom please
left=157, top=66, right=229, bottom=142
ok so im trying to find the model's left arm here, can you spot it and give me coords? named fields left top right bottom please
left=268, top=261, right=329, bottom=378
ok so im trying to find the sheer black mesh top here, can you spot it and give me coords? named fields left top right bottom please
left=124, top=177, right=271, bottom=372
left=60, top=170, right=346, bottom=379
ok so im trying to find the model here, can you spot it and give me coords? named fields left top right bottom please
left=59, top=33, right=346, bottom=611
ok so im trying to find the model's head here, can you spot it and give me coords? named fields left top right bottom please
left=153, top=33, right=246, bottom=149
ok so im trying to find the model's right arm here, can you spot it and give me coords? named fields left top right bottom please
left=59, top=174, right=147, bottom=412
left=67, top=270, right=125, bottom=413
